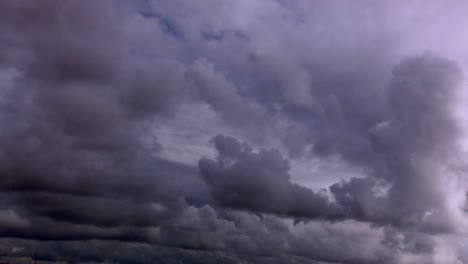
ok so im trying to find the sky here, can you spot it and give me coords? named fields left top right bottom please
left=1, top=0, right=468, bottom=263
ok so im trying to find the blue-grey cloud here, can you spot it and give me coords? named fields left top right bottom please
left=1, top=1, right=468, bottom=263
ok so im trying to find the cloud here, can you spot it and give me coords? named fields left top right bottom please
left=0, top=209, right=29, bottom=229
left=330, top=53, right=468, bottom=233
left=1, top=0, right=468, bottom=263
left=199, top=135, right=341, bottom=218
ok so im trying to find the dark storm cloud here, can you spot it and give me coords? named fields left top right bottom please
left=0, top=214, right=428, bottom=264
left=0, top=0, right=206, bottom=256
left=199, top=135, right=341, bottom=218
left=199, top=53, right=468, bottom=231
left=1, top=0, right=468, bottom=263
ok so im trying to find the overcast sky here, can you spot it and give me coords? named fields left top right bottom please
left=2, top=0, right=468, bottom=263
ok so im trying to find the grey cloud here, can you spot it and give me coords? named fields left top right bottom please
left=372, top=53, right=467, bottom=231
left=186, top=58, right=259, bottom=126
left=119, top=61, right=187, bottom=118
left=199, top=135, right=341, bottom=219
left=332, top=53, right=468, bottom=232
left=1, top=0, right=468, bottom=263
left=0, top=209, right=30, bottom=229
left=0, top=207, right=444, bottom=264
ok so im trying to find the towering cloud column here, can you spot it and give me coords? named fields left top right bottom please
left=370, top=53, right=468, bottom=232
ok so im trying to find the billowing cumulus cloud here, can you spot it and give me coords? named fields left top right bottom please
left=1, top=0, right=468, bottom=263
left=199, top=134, right=341, bottom=219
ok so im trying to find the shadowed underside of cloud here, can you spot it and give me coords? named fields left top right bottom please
left=1, top=0, right=468, bottom=263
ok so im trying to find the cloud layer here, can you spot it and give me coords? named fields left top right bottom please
left=1, top=0, right=468, bottom=263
